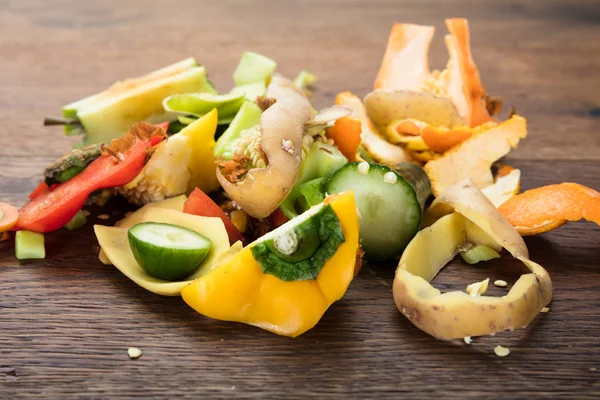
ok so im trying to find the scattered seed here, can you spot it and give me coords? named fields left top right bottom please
left=127, top=347, right=142, bottom=359
left=541, top=307, right=550, bottom=313
left=464, top=336, right=472, bottom=345
left=82, top=210, right=91, bottom=217
left=358, top=161, right=370, bottom=175
left=494, top=345, right=510, bottom=357
left=494, top=279, right=508, bottom=288
left=383, top=171, right=397, bottom=184
left=97, top=214, right=110, bottom=220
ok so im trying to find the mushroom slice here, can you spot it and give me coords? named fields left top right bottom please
left=393, top=179, right=552, bottom=340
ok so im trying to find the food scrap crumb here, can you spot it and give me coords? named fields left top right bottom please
left=541, top=307, right=550, bottom=313
left=494, top=279, right=508, bottom=288
left=590, top=367, right=597, bottom=372
left=97, top=214, right=110, bottom=220
left=464, top=336, right=472, bottom=345
left=494, top=345, right=510, bottom=357
left=82, top=210, right=91, bottom=217
left=281, top=139, right=294, bottom=155
left=466, top=278, right=489, bottom=297
left=0, top=232, right=9, bottom=242
left=127, top=347, right=142, bottom=359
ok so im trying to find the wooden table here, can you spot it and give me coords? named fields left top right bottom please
left=1, top=0, right=599, bottom=398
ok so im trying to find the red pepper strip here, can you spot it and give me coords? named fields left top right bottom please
left=183, top=188, right=244, bottom=245
left=28, top=182, right=58, bottom=200
left=16, top=137, right=154, bottom=233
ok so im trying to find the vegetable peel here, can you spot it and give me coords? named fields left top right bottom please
left=393, top=179, right=552, bottom=340
left=425, top=115, right=527, bottom=197
left=498, top=183, right=600, bottom=236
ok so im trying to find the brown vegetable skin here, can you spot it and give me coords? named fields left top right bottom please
left=393, top=179, right=552, bottom=340
left=217, top=75, right=314, bottom=218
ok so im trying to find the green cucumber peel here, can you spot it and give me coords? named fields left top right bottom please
left=229, top=82, right=267, bottom=101
left=232, top=52, right=277, bottom=86
left=128, top=222, right=212, bottom=281
left=252, top=204, right=344, bottom=281
left=163, top=92, right=245, bottom=122
left=280, top=142, right=347, bottom=219
left=15, top=231, right=46, bottom=260
left=213, top=101, right=262, bottom=159
left=65, top=210, right=87, bottom=231
left=460, top=245, right=501, bottom=265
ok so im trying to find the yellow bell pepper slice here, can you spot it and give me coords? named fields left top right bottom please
left=95, top=208, right=230, bottom=296
left=179, top=108, right=220, bottom=194
left=181, top=191, right=360, bottom=337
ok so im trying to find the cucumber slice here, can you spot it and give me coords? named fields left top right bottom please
left=15, top=231, right=45, bottom=260
left=128, top=222, right=212, bottom=281
left=65, top=210, right=87, bottom=231
left=326, top=162, right=430, bottom=261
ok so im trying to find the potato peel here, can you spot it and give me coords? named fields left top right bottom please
left=217, top=75, right=314, bottom=218
left=335, top=91, right=410, bottom=165
left=424, top=115, right=527, bottom=196
left=365, top=90, right=464, bottom=129
left=498, top=183, right=600, bottom=236
left=393, top=179, right=552, bottom=340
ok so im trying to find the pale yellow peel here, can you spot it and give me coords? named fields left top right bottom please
left=95, top=208, right=230, bottom=296
left=393, top=179, right=552, bottom=340
left=424, top=115, right=527, bottom=197
left=98, top=195, right=187, bottom=265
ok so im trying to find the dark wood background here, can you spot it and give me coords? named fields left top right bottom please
left=1, top=0, right=599, bottom=398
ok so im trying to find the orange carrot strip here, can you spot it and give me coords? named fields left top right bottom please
left=326, top=117, right=361, bottom=162
left=445, top=18, right=493, bottom=127
left=498, top=183, right=600, bottom=236
left=374, top=23, right=435, bottom=91
left=0, top=202, right=19, bottom=232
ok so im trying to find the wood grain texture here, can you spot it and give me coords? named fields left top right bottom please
left=1, top=0, right=600, bottom=398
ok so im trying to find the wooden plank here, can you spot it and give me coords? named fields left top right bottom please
left=1, top=0, right=600, bottom=398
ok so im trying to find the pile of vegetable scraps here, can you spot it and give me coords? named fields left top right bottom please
left=3, top=18, right=599, bottom=341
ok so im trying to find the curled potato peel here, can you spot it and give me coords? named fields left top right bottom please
left=217, top=75, right=314, bottom=218
left=393, top=179, right=552, bottom=340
